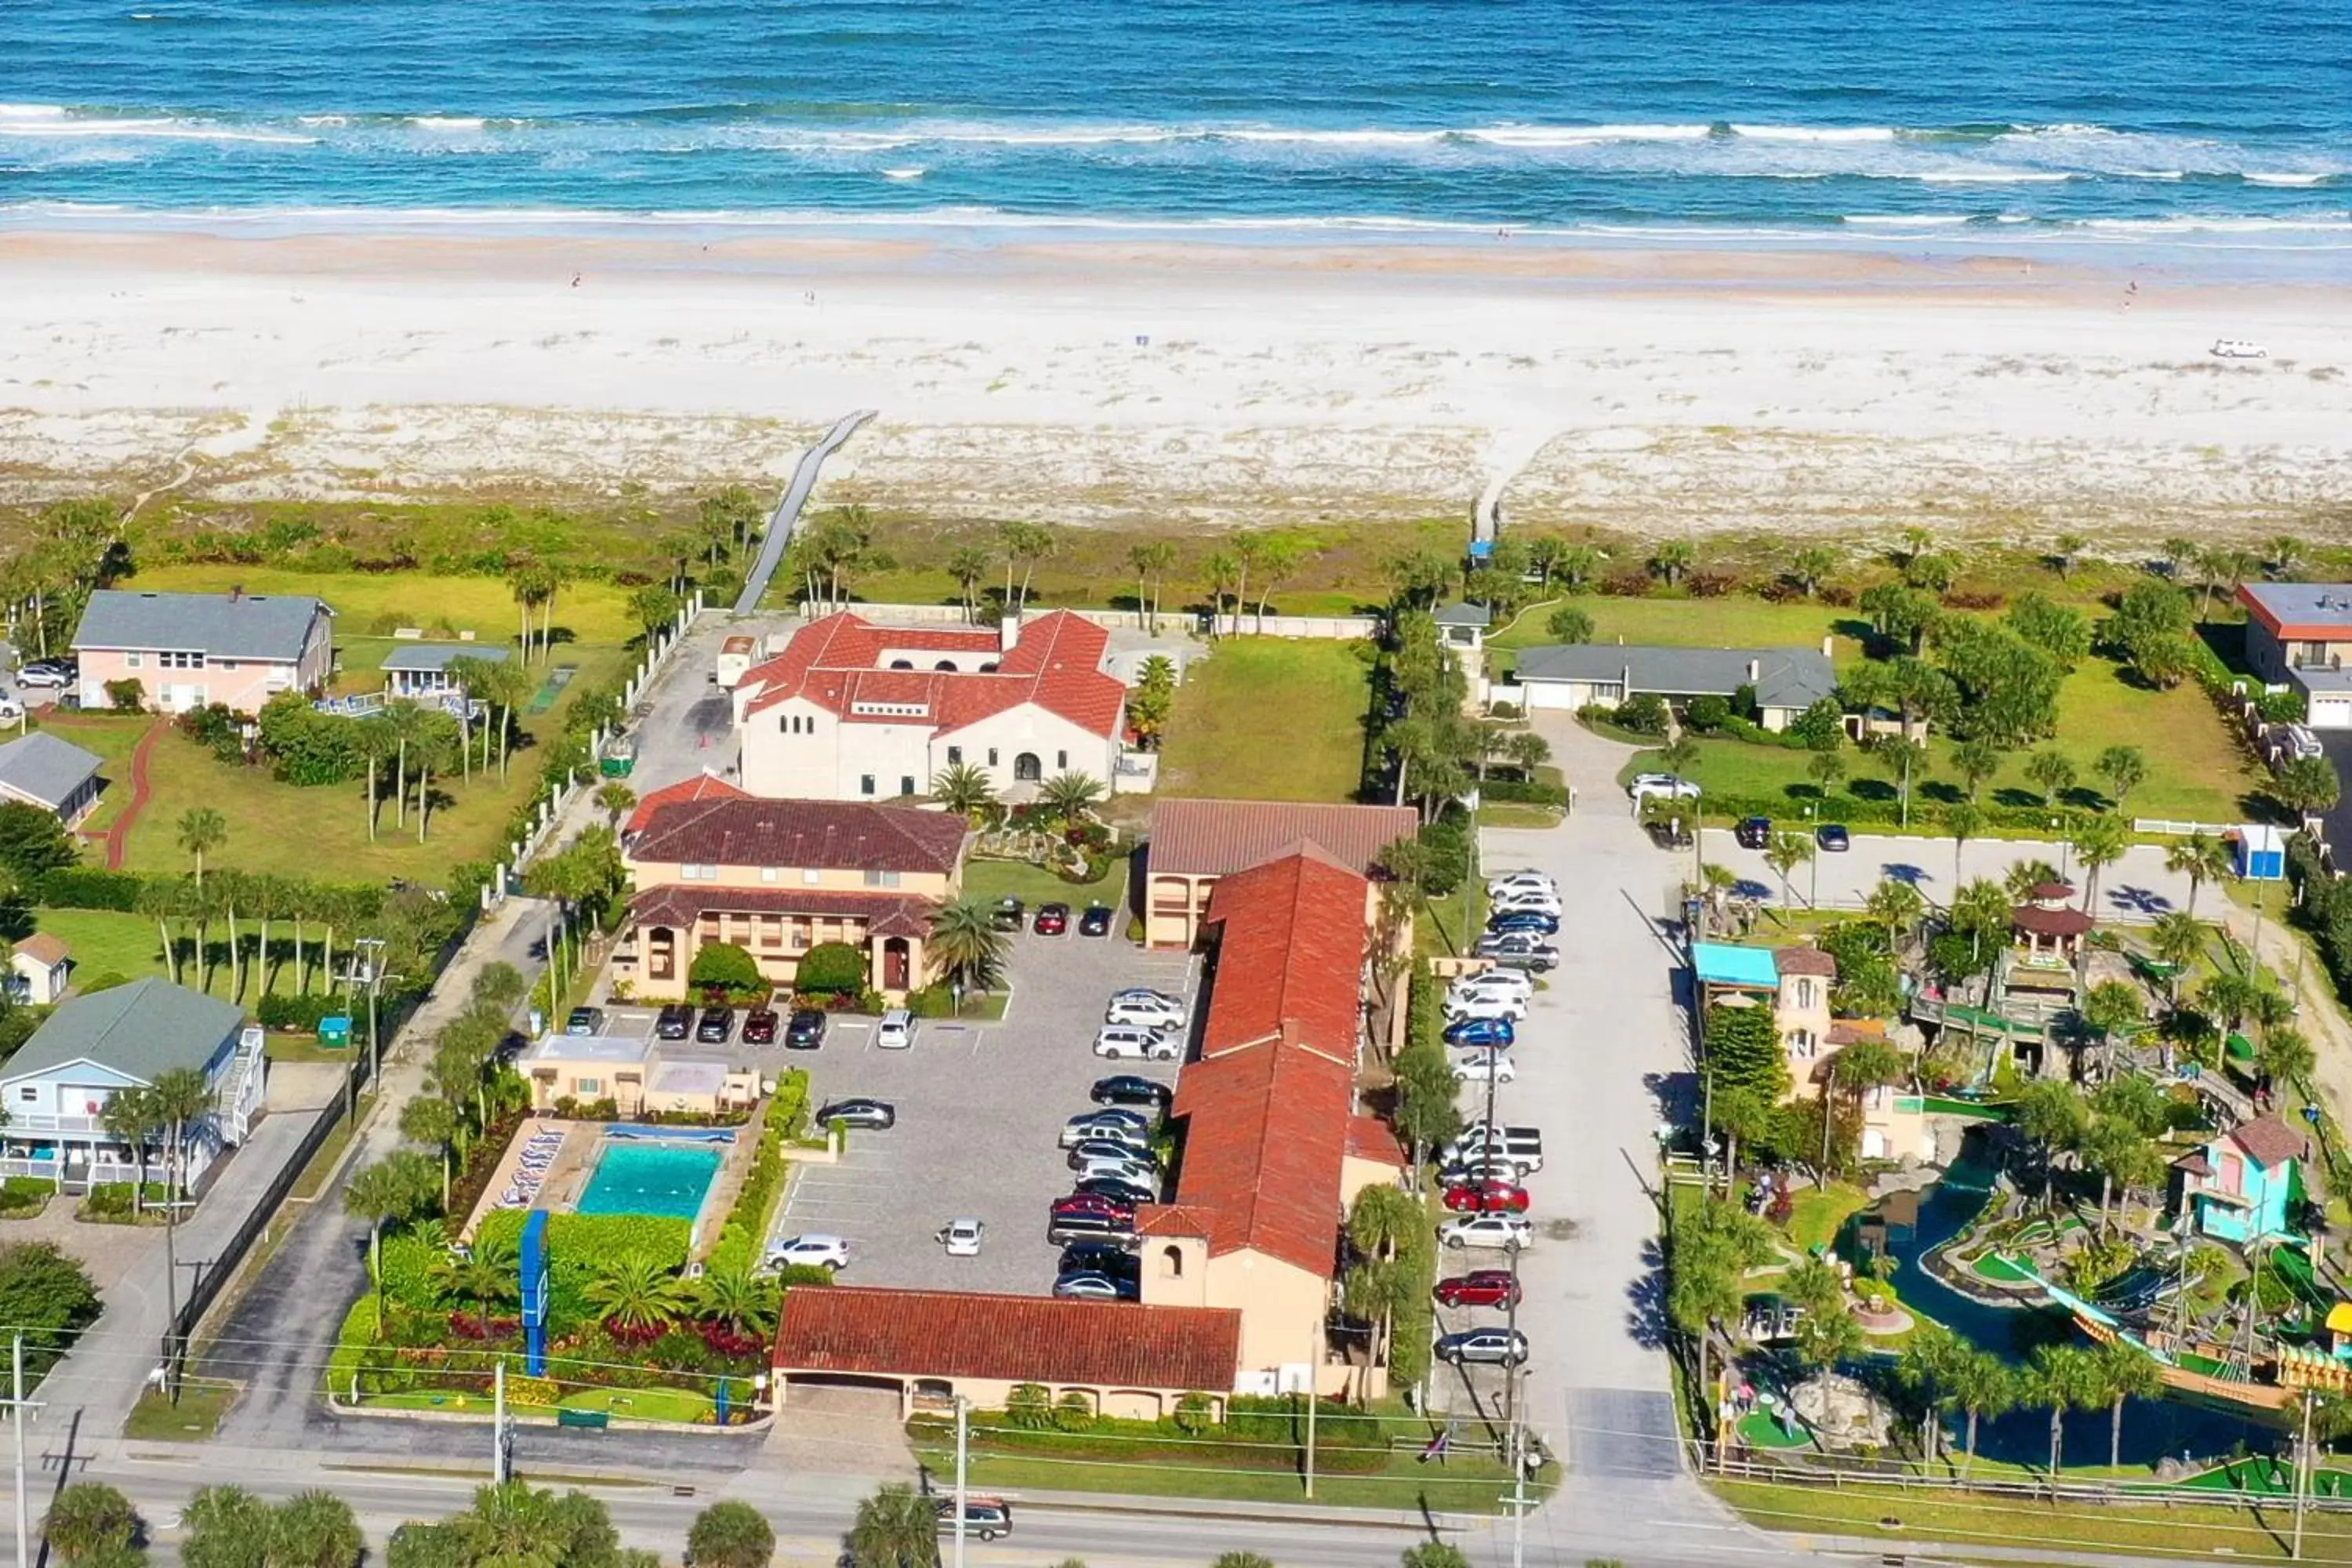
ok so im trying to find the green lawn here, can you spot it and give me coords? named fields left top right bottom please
left=916, top=1442, right=1548, bottom=1515
left=129, top=564, right=641, bottom=648
left=34, top=906, right=354, bottom=1004
left=1783, top=1183, right=1870, bottom=1254
left=962, top=855, right=1127, bottom=912
left=1488, top=593, right=1868, bottom=661
left=365, top=1384, right=715, bottom=1423
left=1158, top=637, right=1374, bottom=803
left=123, top=1379, right=235, bottom=1441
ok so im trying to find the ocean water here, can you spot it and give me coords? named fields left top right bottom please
left=1, top=0, right=2348, bottom=245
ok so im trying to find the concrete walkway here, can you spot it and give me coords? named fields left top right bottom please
left=731, top=409, right=874, bottom=615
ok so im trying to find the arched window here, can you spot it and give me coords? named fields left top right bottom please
left=889, top=659, right=914, bottom=670
left=1160, top=1245, right=1184, bottom=1279
left=1014, top=753, right=1043, bottom=782
left=935, top=660, right=957, bottom=671
left=980, top=662, right=1000, bottom=673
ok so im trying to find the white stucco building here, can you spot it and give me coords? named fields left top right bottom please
left=733, top=610, right=1127, bottom=800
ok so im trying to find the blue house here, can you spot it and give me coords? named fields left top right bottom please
left=0, top=978, right=267, bottom=1195
left=2174, top=1112, right=2308, bottom=1245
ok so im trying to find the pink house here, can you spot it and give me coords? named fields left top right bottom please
left=71, top=589, right=333, bottom=717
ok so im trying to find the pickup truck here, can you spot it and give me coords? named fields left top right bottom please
left=1443, top=1124, right=1544, bottom=1173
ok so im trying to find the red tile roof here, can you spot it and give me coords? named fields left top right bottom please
left=1775, top=946, right=1837, bottom=978
left=2229, top=1112, right=2308, bottom=1169
left=630, top=884, right=936, bottom=940
left=626, top=772, right=750, bottom=834
left=774, top=1285, right=1242, bottom=1392
left=1346, top=1115, right=1408, bottom=1169
left=1148, top=799, right=1421, bottom=880
left=630, top=798, right=968, bottom=877
left=2012, top=904, right=2096, bottom=938
left=1155, top=848, right=1375, bottom=1279
left=739, top=611, right=1125, bottom=739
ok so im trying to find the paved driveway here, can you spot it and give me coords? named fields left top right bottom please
left=1698, top=829, right=2195, bottom=919
left=771, top=926, right=1196, bottom=1297
left=625, top=612, right=801, bottom=800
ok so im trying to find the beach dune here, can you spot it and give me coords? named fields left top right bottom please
left=0, top=228, right=2345, bottom=542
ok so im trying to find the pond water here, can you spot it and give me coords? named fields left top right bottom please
left=1851, top=1135, right=2287, bottom=1469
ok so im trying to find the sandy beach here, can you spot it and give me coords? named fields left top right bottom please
left=1, top=227, right=2346, bottom=542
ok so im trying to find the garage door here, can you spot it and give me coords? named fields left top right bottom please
left=1520, top=681, right=1581, bottom=711
left=2310, top=697, right=2352, bottom=731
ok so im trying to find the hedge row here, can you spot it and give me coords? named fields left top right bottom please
left=31, top=866, right=390, bottom=914
left=704, top=1071, right=809, bottom=1276
left=1481, top=779, right=1569, bottom=807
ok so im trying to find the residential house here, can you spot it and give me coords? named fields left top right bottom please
left=1512, top=641, right=1838, bottom=731
left=1134, top=847, right=1405, bottom=1400
left=1142, top=798, right=1420, bottom=949
left=732, top=610, right=1127, bottom=800
left=0, top=731, right=103, bottom=826
left=7, top=935, right=71, bottom=1005
left=0, top=977, right=265, bottom=1192
left=615, top=797, right=970, bottom=1001
left=2239, top=583, right=2352, bottom=730
left=71, top=588, right=333, bottom=716
left=2175, top=1112, right=2309, bottom=1245
left=517, top=1034, right=757, bottom=1118
left=381, top=642, right=507, bottom=698
left=772, top=1286, right=1243, bottom=1421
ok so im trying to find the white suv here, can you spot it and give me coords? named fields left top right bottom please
left=1106, top=996, right=1187, bottom=1031
left=1441, top=1214, right=1533, bottom=1250
left=876, top=1008, right=915, bottom=1050
left=764, top=1233, right=850, bottom=1272
left=1094, top=1025, right=1178, bottom=1061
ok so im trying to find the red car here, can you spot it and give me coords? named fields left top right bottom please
left=1034, top=902, right=1071, bottom=935
left=1434, top=1269, right=1523, bottom=1309
left=1051, top=1192, right=1134, bottom=1223
left=1442, top=1180, right=1530, bottom=1215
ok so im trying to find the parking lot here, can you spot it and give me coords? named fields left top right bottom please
left=768, top=920, right=1197, bottom=1297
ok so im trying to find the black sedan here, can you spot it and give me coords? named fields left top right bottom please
left=655, top=1004, right=693, bottom=1040
left=695, top=1006, right=735, bottom=1044
left=1091, top=1075, right=1171, bottom=1109
left=1075, top=1174, right=1156, bottom=1207
left=785, top=1009, right=828, bottom=1050
left=1736, top=815, right=1773, bottom=849
left=1059, top=1241, right=1139, bottom=1278
left=989, top=897, right=1025, bottom=932
left=1079, top=903, right=1116, bottom=938
left=815, top=1098, right=896, bottom=1131
left=1817, top=823, right=1852, bottom=852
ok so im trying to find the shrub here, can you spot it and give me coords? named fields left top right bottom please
left=1689, top=571, right=1739, bottom=598
left=176, top=701, right=248, bottom=764
left=0, top=1240, right=99, bottom=1379
left=0, top=1178, right=53, bottom=1217
left=1174, top=1391, right=1215, bottom=1435
left=1005, top=1382, right=1053, bottom=1429
left=1615, top=693, right=1670, bottom=735
left=1052, top=1391, right=1096, bottom=1432
left=76, top=1182, right=168, bottom=1222
left=31, top=868, right=143, bottom=910
left=257, top=992, right=339, bottom=1032
left=1599, top=570, right=1653, bottom=597
left=793, top=942, right=867, bottom=999
left=1481, top=779, right=1568, bottom=807
left=904, top=984, right=956, bottom=1018
left=0, top=804, right=78, bottom=891
left=1686, top=695, right=1733, bottom=732
left=102, top=678, right=145, bottom=714
left=1818, top=583, right=1857, bottom=608
left=688, top=942, right=768, bottom=1004
left=1941, top=586, right=2007, bottom=611
left=473, top=1211, right=689, bottom=1333
left=379, top=1230, right=449, bottom=1311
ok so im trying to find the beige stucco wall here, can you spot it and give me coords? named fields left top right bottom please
left=625, top=855, right=955, bottom=898
left=738, top=688, right=1122, bottom=802
left=1340, top=1158, right=1404, bottom=1210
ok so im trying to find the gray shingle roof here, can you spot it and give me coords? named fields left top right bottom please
left=2241, top=582, right=2352, bottom=631
left=1434, top=601, right=1494, bottom=629
left=1513, top=643, right=1837, bottom=712
left=0, top=977, right=243, bottom=1085
left=0, top=732, right=102, bottom=811
left=380, top=643, right=510, bottom=673
left=73, top=590, right=326, bottom=661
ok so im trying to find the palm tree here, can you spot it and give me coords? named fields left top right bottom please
left=135, top=877, right=187, bottom=985
left=2257, top=1025, right=2317, bottom=1095
left=1788, top=546, right=1837, bottom=597
left=1865, top=877, right=1926, bottom=948
left=382, top=699, right=430, bottom=829
left=1647, top=539, right=1695, bottom=586
left=147, top=1066, right=216, bottom=1207
left=98, top=1086, right=162, bottom=1214
left=1345, top=1185, right=1423, bottom=1370
left=1876, top=735, right=1927, bottom=826
left=176, top=807, right=227, bottom=891
left=583, top=1253, right=684, bottom=1332
left=268, top=1490, right=363, bottom=1568
left=593, top=781, right=637, bottom=829
left=946, top=546, right=992, bottom=623
left=1944, top=802, right=1986, bottom=884
left=2024, top=749, right=2075, bottom=808
left=1950, top=1348, right=2016, bottom=1476
left=354, top=715, right=394, bottom=840
left=433, top=1234, right=520, bottom=1325
left=2092, top=1342, right=2165, bottom=1469
left=1806, top=750, right=1846, bottom=797
left=182, top=1484, right=271, bottom=1568
left=43, top=1483, right=140, bottom=1566
left=1763, top=831, right=1813, bottom=910
left=695, top=1261, right=779, bottom=1336
left=927, top=896, right=1007, bottom=1000
left=2093, top=746, right=2147, bottom=812
left=1896, top=1321, right=1966, bottom=1465
left=2165, top=831, right=2231, bottom=917
left=1036, top=771, right=1105, bottom=823
left=1127, top=539, right=1178, bottom=633
left=400, top=1095, right=461, bottom=1206
left=450, top=1482, right=560, bottom=1568
left=1949, top=738, right=2003, bottom=803
left=1203, top=550, right=1240, bottom=633
left=928, top=763, right=997, bottom=821
left=2051, top=532, right=2086, bottom=580
left=1824, top=1038, right=1908, bottom=1171
left=1896, top=525, right=1934, bottom=566
left=2069, top=813, right=2129, bottom=914
left=997, top=520, right=1056, bottom=615
left=2149, top=911, right=2205, bottom=1001
left=848, top=1483, right=938, bottom=1568
left=2031, top=1344, right=2101, bottom=1479
left=343, top=1151, right=436, bottom=1316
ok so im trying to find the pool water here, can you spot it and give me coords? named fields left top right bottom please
left=577, top=1142, right=721, bottom=1219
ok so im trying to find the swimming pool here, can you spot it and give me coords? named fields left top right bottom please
left=576, top=1142, right=722, bottom=1220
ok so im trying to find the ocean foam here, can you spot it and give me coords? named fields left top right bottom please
left=411, top=116, right=488, bottom=131
left=1730, top=125, right=1897, bottom=143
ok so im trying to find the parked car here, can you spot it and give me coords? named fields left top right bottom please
left=764, top=1234, right=849, bottom=1272
left=1450, top=1047, right=1515, bottom=1084
left=1437, top=1328, right=1530, bottom=1367
left=1059, top=1241, right=1138, bottom=1277
left=936, top=1218, right=985, bottom=1257
left=1486, top=910, right=1559, bottom=937
left=1451, top=967, right=1533, bottom=997
left=1111, top=988, right=1185, bottom=1010
left=815, top=1098, right=896, bottom=1131
left=1075, top=1153, right=1160, bottom=1187
left=741, top=1007, right=779, bottom=1045
left=1450, top=1123, right=1545, bottom=1167
left=1442, top=1158, right=1534, bottom=1189
left=1735, top=816, right=1772, bottom=850
left=876, top=1007, right=915, bottom=1049
left=785, top=1009, right=827, bottom=1049
left=2212, top=338, right=2270, bottom=359
left=1443, top=1180, right=1531, bottom=1214
left=1050, top=1192, right=1136, bottom=1223
left=1053, top=1269, right=1136, bottom=1301
left=1475, top=935, right=1559, bottom=972
left=1094, top=1025, right=1178, bottom=1061
left=1075, top=1174, right=1157, bottom=1207
left=1091, top=1075, right=1172, bottom=1109
left=695, top=1006, right=735, bottom=1044
left=1105, top=994, right=1187, bottom=1030
left=564, top=1006, right=604, bottom=1036
left=1446, top=995, right=1526, bottom=1026
left=1069, top=1139, right=1161, bottom=1172
left=1434, top=1269, right=1523, bottom=1309
left=1079, top=903, right=1116, bottom=938
left=1060, top=1109, right=1154, bottom=1147
left=1047, top=1210, right=1133, bottom=1244
left=1628, top=772, right=1700, bottom=800
left=1034, top=902, right=1070, bottom=936
left=14, top=662, right=71, bottom=690
left=0, top=695, right=22, bottom=724
left=654, top=1004, right=693, bottom=1040
left=1443, top=1015, right=1515, bottom=1048
left=2280, top=723, right=2324, bottom=760
left=1487, top=871, right=1555, bottom=897
left=989, top=897, right=1025, bottom=931
left=1817, top=823, right=1851, bottom=852
left=935, top=1498, right=1012, bottom=1542
left=1487, top=886, right=1563, bottom=913
left=1439, top=1214, right=1534, bottom=1250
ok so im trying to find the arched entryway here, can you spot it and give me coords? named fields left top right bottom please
left=883, top=937, right=911, bottom=990
left=1014, top=753, right=1043, bottom=782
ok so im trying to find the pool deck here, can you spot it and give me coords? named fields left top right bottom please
left=457, top=1120, right=598, bottom=1243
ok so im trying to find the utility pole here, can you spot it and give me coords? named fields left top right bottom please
left=492, top=1359, right=509, bottom=1483
left=354, top=937, right=387, bottom=1088
left=2294, top=1390, right=2315, bottom=1560
left=158, top=1197, right=198, bottom=1400
left=12, top=1335, right=30, bottom=1568
left=952, top=1396, right=969, bottom=1568
left=1302, top=1332, right=1318, bottom=1501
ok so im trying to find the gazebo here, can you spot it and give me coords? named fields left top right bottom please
left=2012, top=881, right=2095, bottom=964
